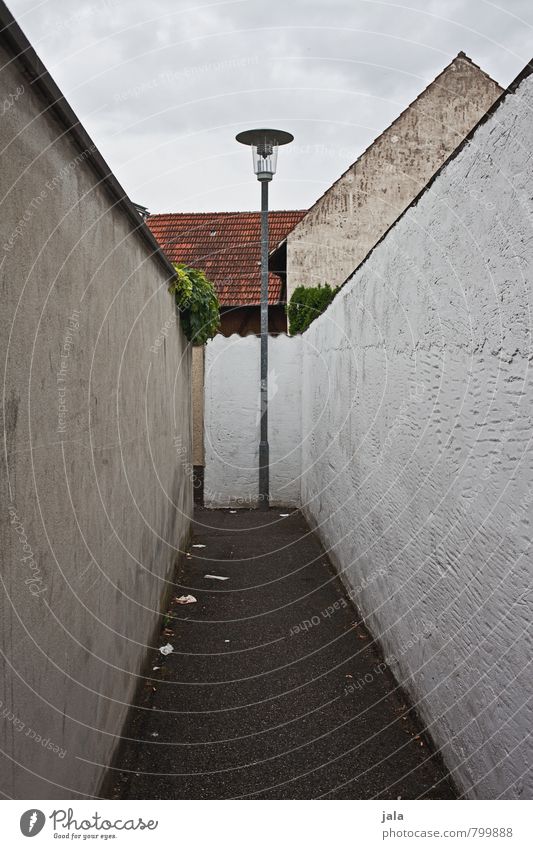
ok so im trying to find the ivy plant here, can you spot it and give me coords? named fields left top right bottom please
left=168, top=263, right=220, bottom=345
left=286, top=283, right=339, bottom=334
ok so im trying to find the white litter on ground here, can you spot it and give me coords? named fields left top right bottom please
left=159, top=643, right=173, bottom=656
left=192, top=544, right=206, bottom=548
left=280, top=513, right=289, bottom=517
left=174, top=594, right=197, bottom=604
left=204, top=574, right=229, bottom=581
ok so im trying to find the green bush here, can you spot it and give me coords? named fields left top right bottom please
left=286, top=283, right=339, bottom=334
left=168, top=263, right=220, bottom=345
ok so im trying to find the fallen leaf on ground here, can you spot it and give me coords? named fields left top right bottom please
left=174, top=594, right=197, bottom=604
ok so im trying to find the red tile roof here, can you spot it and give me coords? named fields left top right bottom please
left=147, top=211, right=306, bottom=306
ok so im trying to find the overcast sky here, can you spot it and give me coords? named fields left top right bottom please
left=7, top=0, right=533, bottom=213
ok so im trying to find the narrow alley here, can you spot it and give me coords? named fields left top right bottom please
left=110, top=509, right=456, bottom=800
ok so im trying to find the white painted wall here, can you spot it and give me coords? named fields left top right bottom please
left=204, top=334, right=302, bottom=506
left=202, top=70, right=533, bottom=799
left=301, top=72, right=533, bottom=799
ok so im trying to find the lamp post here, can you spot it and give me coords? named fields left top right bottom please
left=236, top=128, right=294, bottom=510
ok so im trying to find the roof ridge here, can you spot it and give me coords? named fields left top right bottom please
left=455, top=51, right=502, bottom=89
left=148, top=209, right=306, bottom=218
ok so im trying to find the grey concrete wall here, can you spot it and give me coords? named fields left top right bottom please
left=300, top=71, right=533, bottom=798
left=204, top=334, right=302, bottom=507
left=286, top=54, right=502, bottom=301
left=0, top=44, right=192, bottom=798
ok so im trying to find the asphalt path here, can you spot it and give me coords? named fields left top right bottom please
left=110, top=507, right=456, bottom=799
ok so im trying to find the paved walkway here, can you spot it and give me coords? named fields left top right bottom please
left=110, top=508, right=455, bottom=799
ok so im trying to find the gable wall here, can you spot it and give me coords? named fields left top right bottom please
left=286, top=57, right=502, bottom=300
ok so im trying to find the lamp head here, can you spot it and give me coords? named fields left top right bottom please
left=236, top=128, right=294, bottom=181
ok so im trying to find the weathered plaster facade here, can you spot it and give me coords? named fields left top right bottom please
left=285, top=54, right=502, bottom=300
left=0, top=23, right=192, bottom=798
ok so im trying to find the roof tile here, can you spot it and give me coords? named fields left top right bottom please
left=147, top=210, right=306, bottom=306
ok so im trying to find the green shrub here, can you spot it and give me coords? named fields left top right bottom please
left=286, top=283, right=339, bottom=334
left=168, top=263, right=220, bottom=345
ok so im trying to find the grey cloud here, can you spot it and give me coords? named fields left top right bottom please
left=8, top=0, right=532, bottom=212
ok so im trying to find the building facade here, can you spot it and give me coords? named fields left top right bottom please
left=278, top=53, right=503, bottom=302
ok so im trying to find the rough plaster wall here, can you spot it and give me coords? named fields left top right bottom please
left=287, top=56, right=502, bottom=300
left=0, top=49, right=192, bottom=798
left=300, top=74, right=533, bottom=799
left=204, top=334, right=302, bottom=506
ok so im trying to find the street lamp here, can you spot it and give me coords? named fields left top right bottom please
left=236, top=128, right=294, bottom=510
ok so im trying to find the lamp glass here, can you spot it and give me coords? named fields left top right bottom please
left=251, top=143, right=279, bottom=179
